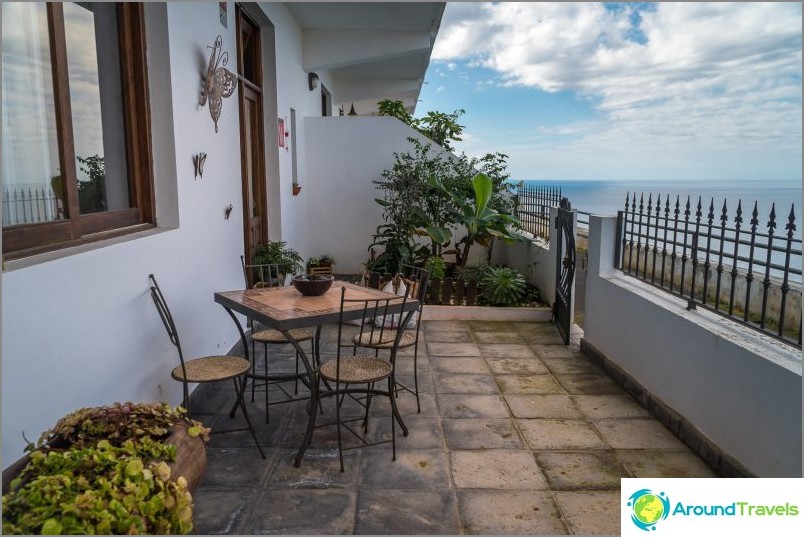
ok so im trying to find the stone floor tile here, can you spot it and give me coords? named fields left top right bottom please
left=457, top=490, right=568, bottom=535
left=553, top=374, right=623, bottom=395
left=532, top=344, right=584, bottom=360
left=443, top=419, right=525, bottom=449
left=360, top=449, right=451, bottom=489
left=472, top=331, right=525, bottom=344
left=367, top=391, right=439, bottom=417
left=554, top=491, right=621, bottom=535
left=495, top=374, right=564, bottom=395
left=542, top=356, right=605, bottom=375
left=201, top=448, right=278, bottom=488
left=518, top=419, right=609, bottom=450
left=395, top=372, right=435, bottom=394
left=478, top=344, right=537, bottom=359
left=593, top=419, right=689, bottom=450
left=573, top=395, right=651, bottom=419
left=434, top=373, right=499, bottom=394
left=426, top=330, right=476, bottom=343
left=616, top=450, right=719, bottom=478
left=467, top=321, right=511, bottom=332
left=424, top=320, right=471, bottom=332
left=437, top=394, right=510, bottom=419
left=356, top=489, right=460, bottom=535
left=505, top=394, right=583, bottom=419
left=450, top=449, right=548, bottom=490
left=241, top=489, right=357, bottom=534
left=486, top=356, right=549, bottom=375
left=430, top=356, right=490, bottom=374
left=427, top=342, right=482, bottom=357
left=266, top=448, right=359, bottom=488
left=192, top=488, right=252, bottom=534
left=393, top=357, right=430, bottom=375
left=520, top=330, right=566, bottom=345
left=535, top=451, right=631, bottom=490
left=367, top=414, right=446, bottom=450
left=205, top=414, right=288, bottom=451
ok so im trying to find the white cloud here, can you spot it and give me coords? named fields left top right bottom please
left=432, top=2, right=802, bottom=180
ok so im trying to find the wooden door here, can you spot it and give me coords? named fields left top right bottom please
left=237, top=7, right=267, bottom=263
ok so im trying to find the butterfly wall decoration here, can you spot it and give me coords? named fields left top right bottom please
left=193, top=152, right=207, bottom=179
left=200, top=35, right=237, bottom=133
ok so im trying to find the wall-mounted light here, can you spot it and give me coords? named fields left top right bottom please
left=308, top=72, right=320, bottom=91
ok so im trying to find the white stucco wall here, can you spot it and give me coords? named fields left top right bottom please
left=1, top=2, right=250, bottom=465
left=583, top=216, right=802, bottom=477
left=493, top=207, right=577, bottom=310
left=303, top=116, right=445, bottom=273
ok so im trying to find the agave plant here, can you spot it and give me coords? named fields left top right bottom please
left=480, top=266, right=527, bottom=306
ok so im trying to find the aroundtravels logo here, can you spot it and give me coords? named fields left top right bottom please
left=627, top=489, right=671, bottom=531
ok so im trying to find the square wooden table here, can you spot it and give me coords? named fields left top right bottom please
left=214, top=281, right=419, bottom=466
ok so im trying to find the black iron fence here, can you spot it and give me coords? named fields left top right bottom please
left=617, top=192, right=802, bottom=348
left=2, top=186, right=63, bottom=226
left=515, top=183, right=562, bottom=240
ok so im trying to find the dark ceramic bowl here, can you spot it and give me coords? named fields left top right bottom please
left=292, top=274, right=334, bottom=296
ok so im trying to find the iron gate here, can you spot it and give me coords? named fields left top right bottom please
left=553, top=197, right=576, bottom=344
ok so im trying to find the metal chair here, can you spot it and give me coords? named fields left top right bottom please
left=315, top=286, right=411, bottom=471
left=148, top=274, right=264, bottom=458
left=356, top=265, right=429, bottom=412
left=240, top=256, right=316, bottom=423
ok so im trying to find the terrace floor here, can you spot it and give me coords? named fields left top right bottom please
left=190, top=320, right=718, bottom=535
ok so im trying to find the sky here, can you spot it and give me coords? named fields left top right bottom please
left=416, top=2, right=802, bottom=183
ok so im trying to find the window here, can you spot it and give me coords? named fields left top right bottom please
left=1, top=2, right=153, bottom=258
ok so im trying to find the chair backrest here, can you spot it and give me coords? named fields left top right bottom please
left=148, top=274, right=187, bottom=377
left=400, top=264, right=430, bottom=304
left=335, top=285, right=410, bottom=362
left=241, top=255, right=286, bottom=289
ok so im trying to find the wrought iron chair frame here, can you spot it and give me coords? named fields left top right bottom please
left=148, top=274, right=264, bottom=458
left=314, top=287, right=412, bottom=472
left=240, top=255, right=316, bottom=423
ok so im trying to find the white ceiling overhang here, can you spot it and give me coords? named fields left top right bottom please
left=285, top=2, right=445, bottom=114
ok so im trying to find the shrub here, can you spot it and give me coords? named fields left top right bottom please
left=2, top=403, right=209, bottom=535
left=480, top=266, right=527, bottom=306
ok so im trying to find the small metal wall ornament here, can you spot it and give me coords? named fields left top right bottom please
left=224, top=204, right=233, bottom=219
left=200, top=35, right=237, bottom=133
left=193, top=152, right=207, bottom=179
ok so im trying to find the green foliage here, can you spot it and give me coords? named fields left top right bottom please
left=377, top=99, right=413, bottom=124
left=31, top=402, right=210, bottom=451
left=253, top=241, right=304, bottom=274
left=480, top=266, right=527, bottom=306
left=414, top=109, right=465, bottom=152
left=431, top=172, right=528, bottom=268
left=3, top=403, right=207, bottom=535
left=376, top=100, right=464, bottom=152
left=370, top=138, right=523, bottom=274
left=424, top=256, right=447, bottom=279
left=76, top=154, right=106, bottom=214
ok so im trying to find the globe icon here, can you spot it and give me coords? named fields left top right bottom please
left=633, top=494, right=664, bottom=525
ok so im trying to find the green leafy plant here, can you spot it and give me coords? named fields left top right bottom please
left=77, top=154, right=106, bottom=214
left=480, top=266, right=527, bottom=306
left=377, top=99, right=413, bottom=125
left=424, top=256, right=447, bottom=279
left=3, top=403, right=208, bottom=535
left=431, top=172, right=528, bottom=269
left=253, top=241, right=304, bottom=275
left=318, top=254, right=334, bottom=266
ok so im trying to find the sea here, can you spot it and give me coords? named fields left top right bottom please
left=520, top=179, right=803, bottom=240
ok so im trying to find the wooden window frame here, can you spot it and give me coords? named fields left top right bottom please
left=2, top=3, right=154, bottom=259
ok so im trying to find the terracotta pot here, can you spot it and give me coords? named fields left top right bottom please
left=292, top=184, right=302, bottom=196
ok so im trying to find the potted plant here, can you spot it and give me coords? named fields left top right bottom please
left=253, top=241, right=304, bottom=283
left=2, top=402, right=210, bottom=535
left=318, top=254, right=334, bottom=269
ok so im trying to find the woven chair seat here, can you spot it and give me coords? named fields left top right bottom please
left=252, top=327, right=316, bottom=343
left=171, top=356, right=250, bottom=383
left=352, top=330, right=417, bottom=350
left=319, top=356, right=392, bottom=384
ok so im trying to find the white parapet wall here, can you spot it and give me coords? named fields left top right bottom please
left=493, top=207, right=576, bottom=314
left=583, top=215, right=802, bottom=477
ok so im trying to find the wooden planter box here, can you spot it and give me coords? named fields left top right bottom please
left=2, top=423, right=206, bottom=496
